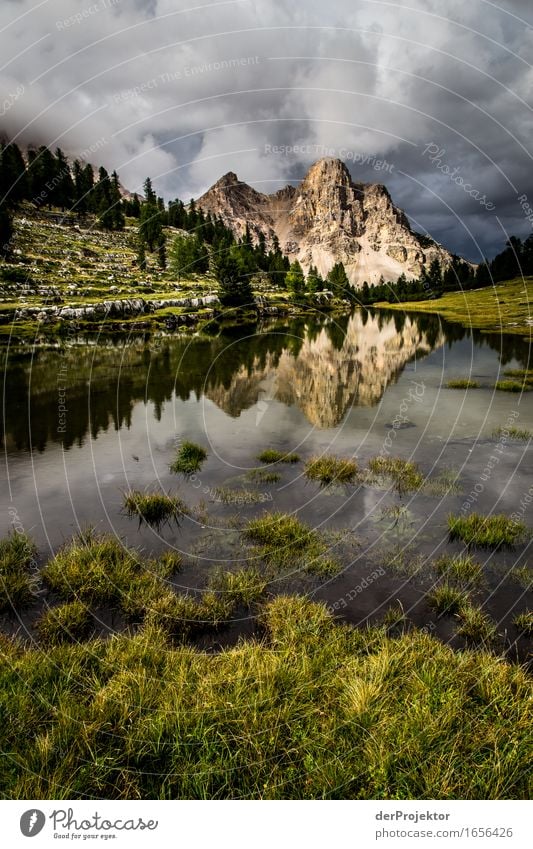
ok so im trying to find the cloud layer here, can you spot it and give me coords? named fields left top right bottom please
left=1, top=0, right=532, bottom=258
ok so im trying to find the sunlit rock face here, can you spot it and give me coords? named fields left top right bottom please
left=197, top=157, right=454, bottom=285
left=205, top=312, right=444, bottom=428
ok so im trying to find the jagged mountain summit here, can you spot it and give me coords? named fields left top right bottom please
left=196, top=157, right=454, bottom=286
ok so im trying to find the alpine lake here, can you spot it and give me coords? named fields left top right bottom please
left=1, top=306, right=532, bottom=662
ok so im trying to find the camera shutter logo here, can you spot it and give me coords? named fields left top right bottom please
left=20, top=810, right=46, bottom=837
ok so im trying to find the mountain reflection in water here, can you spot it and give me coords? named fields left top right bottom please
left=1, top=308, right=529, bottom=452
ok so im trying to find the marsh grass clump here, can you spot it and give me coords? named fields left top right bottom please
left=257, top=448, right=300, bottom=464
left=446, top=379, right=479, bottom=389
left=304, top=455, right=358, bottom=486
left=368, top=456, right=424, bottom=496
left=123, top=491, right=188, bottom=528
left=0, top=532, right=37, bottom=612
left=434, top=554, right=483, bottom=586
left=42, top=531, right=141, bottom=605
left=448, top=513, right=527, bottom=549
left=36, top=601, right=92, bottom=644
left=509, top=565, right=532, bottom=589
left=170, top=440, right=207, bottom=474
left=423, top=468, right=462, bottom=497
left=144, top=591, right=201, bottom=637
left=427, top=583, right=469, bottom=616
left=244, top=511, right=340, bottom=575
left=456, top=604, right=497, bottom=644
left=208, top=567, right=267, bottom=607
left=494, top=380, right=530, bottom=393
left=503, top=369, right=533, bottom=384
left=382, top=602, right=407, bottom=633
left=513, top=610, right=533, bottom=635
left=492, top=426, right=532, bottom=441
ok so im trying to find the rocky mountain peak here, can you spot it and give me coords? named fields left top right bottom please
left=196, top=158, right=455, bottom=286
left=215, top=171, right=240, bottom=188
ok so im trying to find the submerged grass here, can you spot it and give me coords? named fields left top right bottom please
left=245, top=469, right=281, bottom=484
left=257, top=449, right=300, bottom=464
left=123, top=491, right=188, bottom=528
left=513, top=611, right=533, bottom=635
left=368, top=456, right=424, bottom=496
left=244, top=512, right=341, bottom=576
left=304, top=455, right=358, bottom=486
left=492, top=426, right=532, bottom=441
left=0, top=533, right=37, bottom=612
left=446, top=379, right=479, bottom=389
left=434, top=554, right=483, bottom=586
left=456, top=604, right=498, bottom=645
left=503, top=369, right=533, bottom=384
left=427, top=584, right=469, bottom=616
left=0, top=596, right=531, bottom=799
left=494, top=380, right=531, bottom=393
left=170, top=441, right=207, bottom=475
left=448, top=513, right=527, bottom=549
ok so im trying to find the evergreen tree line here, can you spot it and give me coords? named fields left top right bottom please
left=0, top=141, right=130, bottom=253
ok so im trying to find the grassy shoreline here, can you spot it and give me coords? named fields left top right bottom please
left=374, top=277, right=533, bottom=338
left=1, top=598, right=531, bottom=799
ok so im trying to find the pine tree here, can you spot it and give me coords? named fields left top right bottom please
left=0, top=142, right=27, bottom=203
left=327, top=262, right=350, bottom=299
left=139, top=177, right=163, bottom=251
left=137, top=238, right=147, bottom=271
left=110, top=171, right=125, bottom=230
left=286, top=260, right=306, bottom=296
left=212, top=251, right=254, bottom=307
left=157, top=234, right=167, bottom=269
left=0, top=204, right=13, bottom=257
left=52, top=148, right=74, bottom=210
left=170, top=234, right=209, bottom=279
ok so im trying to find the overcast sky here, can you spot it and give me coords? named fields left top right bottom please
left=1, top=0, right=532, bottom=259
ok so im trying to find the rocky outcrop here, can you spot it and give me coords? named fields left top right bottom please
left=11, top=295, right=220, bottom=324
left=197, top=157, right=455, bottom=286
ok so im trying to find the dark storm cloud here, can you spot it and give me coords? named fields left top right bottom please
left=0, top=0, right=532, bottom=259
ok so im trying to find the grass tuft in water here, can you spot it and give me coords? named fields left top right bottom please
left=494, top=380, right=531, bottom=393
left=368, top=456, right=424, bottom=496
left=123, top=491, right=188, bottom=528
left=446, top=379, right=479, bottom=389
left=508, top=565, right=532, bottom=589
left=304, top=455, right=358, bottom=486
left=170, top=440, right=208, bottom=474
left=382, top=602, right=407, bottom=632
left=36, top=601, right=92, bottom=644
left=513, top=610, right=533, bottom=635
left=448, top=513, right=527, bottom=549
left=434, top=554, right=483, bottom=586
left=503, top=369, right=533, bottom=384
left=257, top=449, right=300, bottom=464
left=208, top=567, right=267, bottom=607
left=492, top=425, right=532, bottom=441
left=0, top=532, right=37, bottom=612
left=42, top=531, right=142, bottom=605
left=456, top=604, right=497, bottom=644
left=427, top=584, right=469, bottom=616
left=244, top=512, right=341, bottom=575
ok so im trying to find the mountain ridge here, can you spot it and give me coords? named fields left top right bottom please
left=197, top=157, right=455, bottom=286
